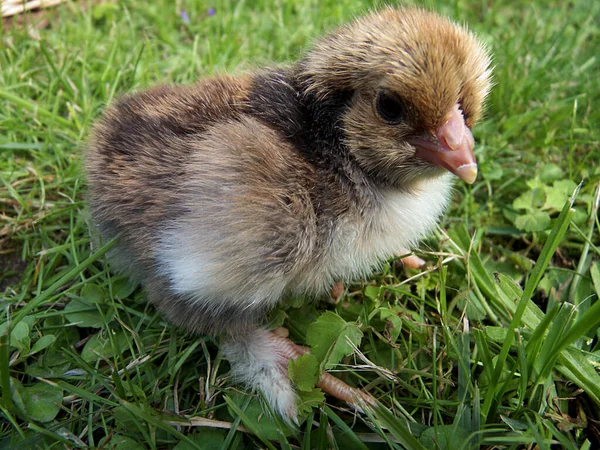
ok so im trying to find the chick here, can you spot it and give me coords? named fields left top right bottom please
left=85, top=7, right=491, bottom=420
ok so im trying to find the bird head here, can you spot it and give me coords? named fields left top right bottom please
left=299, top=7, right=492, bottom=187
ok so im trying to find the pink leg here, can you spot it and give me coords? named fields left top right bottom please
left=222, top=329, right=375, bottom=422
left=267, top=333, right=376, bottom=407
left=397, top=248, right=425, bottom=269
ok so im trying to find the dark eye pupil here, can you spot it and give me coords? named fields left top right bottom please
left=376, top=91, right=406, bottom=123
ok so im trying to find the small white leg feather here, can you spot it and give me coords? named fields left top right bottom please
left=222, top=329, right=299, bottom=421
left=222, top=329, right=377, bottom=422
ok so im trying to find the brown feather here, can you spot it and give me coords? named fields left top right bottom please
left=85, top=7, right=492, bottom=420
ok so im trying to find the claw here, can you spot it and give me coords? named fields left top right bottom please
left=268, top=332, right=377, bottom=409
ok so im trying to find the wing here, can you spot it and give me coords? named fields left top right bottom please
left=85, top=76, right=250, bottom=277
left=153, top=116, right=319, bottom=334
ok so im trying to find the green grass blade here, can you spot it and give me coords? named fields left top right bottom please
left=482, top=198, right=575, bottom=419
left=323, top=406, right=370, bottom=450
left=223, top=396, right=279, bottom=450
left=12, top=239, right=117, bottom=325
left=368, top=405, right=428, bottom=450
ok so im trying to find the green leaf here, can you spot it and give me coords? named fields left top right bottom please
left=525, top=178, right=547, bottom=191
left=112, top=276, right=139, bottom=299
left=538, top=270, right=572, bottom=297
left=495, top=273, right=545, bottom=328
left=500, top=415, right=529, bottom=431
left=26, top=357, right=71, bottom=378
left=557, top=348, right=600, bottom=404
left=81, top=330, right=130, bottom=362
left=590, top=261, right=600, bottom=298
left=289, top=353, right=320, bottom=392
left=306, top=311, right=363, bottom=369
left=64, top=298, right=111, bottom=328
left=363, top=285, right=381, bottom=301
left=297, top=388, right=325, bottom=416
left=539, top=163, right=564, bottom=182
left=22, top=383, right=63, bottom=422
left=99, top=434, right=146, bottom=450
left=514, top=211, right=552, bottom=232
left=92, top=2, right=120, bottom=22
left=379, top=308, right=403, bottom=342
left=172, top=430, right=228, bottom=450
left=79, top=283, right=108, bottom=305
left=10, top=321, right=31, bottom=353
left=513, top=188, right=545, bottom=211
left=112, top=406, right=138, bottom=431
left=266, top=309, right=287, bottom=330
left=485, top=326, right=508, bottom=343
left=10, top=377, right=27, bottom=416
left=552, top=179, right=578, bottom=194
left=29, top=334, right=56, bottom=356
left=543, top=180, right=577, bottom=211
left=481, top=162, right=504, bottom=181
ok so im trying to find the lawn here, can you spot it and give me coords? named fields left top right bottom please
left=1, top=0, right=599, bottom=448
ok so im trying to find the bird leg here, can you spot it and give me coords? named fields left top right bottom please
left=397, top=248, right=425, bottom=269
left=222, top=329, right=375, bottom=422
left=267, top=331, right=377, bottom=408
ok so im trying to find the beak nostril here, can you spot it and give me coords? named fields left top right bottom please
left=440, top=134, right=456, bottom=151
left=437, top=105, right=468, bottom=151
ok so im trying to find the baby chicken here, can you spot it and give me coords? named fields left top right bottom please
left=85, top=7, right=491, bottom=420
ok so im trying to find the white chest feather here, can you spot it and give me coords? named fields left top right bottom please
left=159, top=175, right=453, bottom=305
left=298, top=175, right=453, bottom=292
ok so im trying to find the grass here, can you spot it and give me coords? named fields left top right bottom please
left=1, top=0, right=599, bottom=448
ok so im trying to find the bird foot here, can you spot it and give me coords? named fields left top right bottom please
left=222, top=329, right=300, bottom=420
left=397, top=248, right=425, bottom=269
left=266, top=332, right=377, bottom=407
left=222, top=329, right=376, bottom=422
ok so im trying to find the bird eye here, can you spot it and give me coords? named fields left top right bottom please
left=375, top=90, right=406, bottom=124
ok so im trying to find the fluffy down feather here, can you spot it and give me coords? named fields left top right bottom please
left=86, top=7, right=491, bottom=420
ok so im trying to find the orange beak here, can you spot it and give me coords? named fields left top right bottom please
left=410, top=104, right=478, bottom=184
